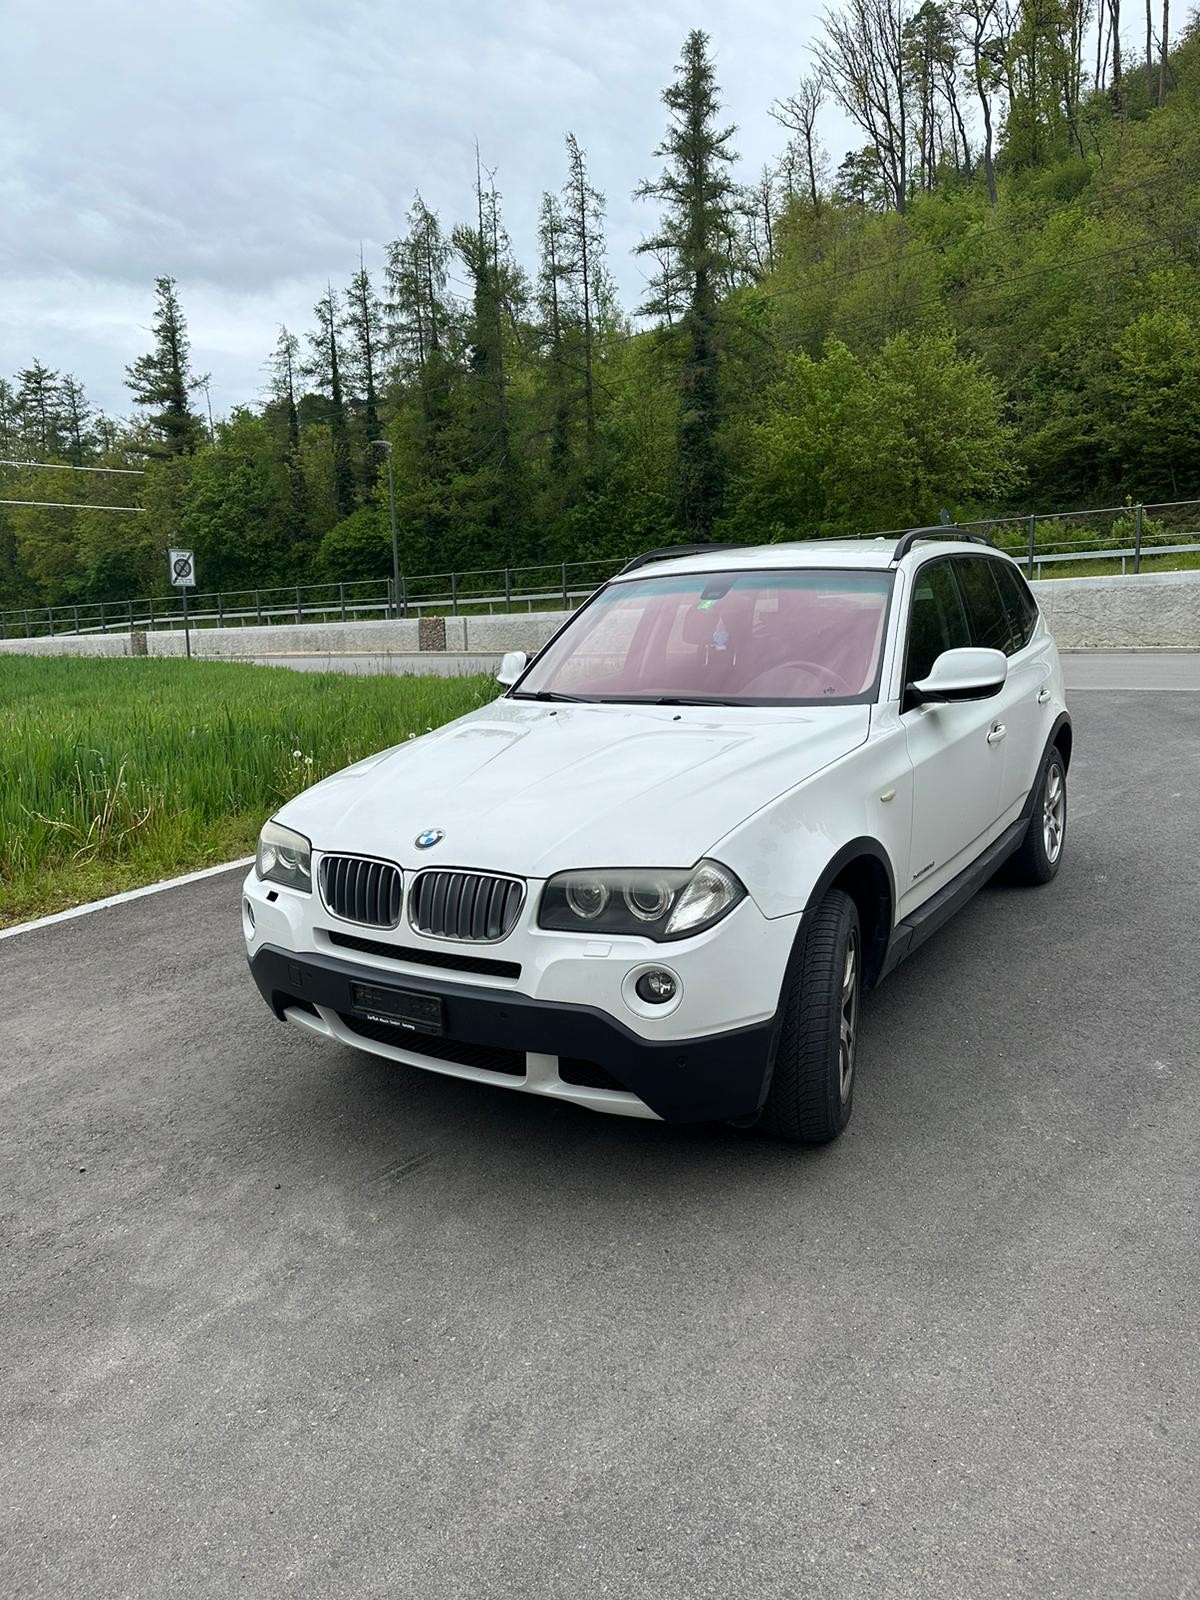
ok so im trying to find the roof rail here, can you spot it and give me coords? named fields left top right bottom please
left=890, top=525, right=992, bottom=563
left=618, top=542, right=744, bottom=576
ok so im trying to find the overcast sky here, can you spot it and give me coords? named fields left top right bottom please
left=1, top=0, right=853, bottom=420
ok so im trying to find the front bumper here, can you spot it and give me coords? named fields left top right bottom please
left=248, top=942, right=777, bottom=1124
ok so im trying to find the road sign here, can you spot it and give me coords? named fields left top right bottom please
left=169, top=548, right=196, bottom=588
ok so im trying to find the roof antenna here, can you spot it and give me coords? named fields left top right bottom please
left=939, top=508, right=952, bottom=526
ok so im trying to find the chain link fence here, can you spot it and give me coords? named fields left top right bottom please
left=2, top=500, right=1197, bottom=642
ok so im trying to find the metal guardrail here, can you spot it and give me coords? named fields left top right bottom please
left=1025, top=540, right=1199, bottom=576
left=2, top=502, right=1197, bottom=641
left=0, top=561, right=624, bottom=642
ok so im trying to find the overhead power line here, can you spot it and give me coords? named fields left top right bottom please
left=0, top=499, right=141, bottom=512
left=0, top=458, right=145, bottom=475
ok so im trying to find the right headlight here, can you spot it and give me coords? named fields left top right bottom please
left=538, top=860, right=745, bottom=941
left=256, top=819, right=312, bottom=893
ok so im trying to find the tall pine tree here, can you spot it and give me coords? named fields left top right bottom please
left=386, top=195, right=453, bottom=379
left=536, top=190, right=572, bottom=465
left=304, top=286, right=355, bottom=518
left=16, top=362, right=65, bottom=458
left=125, top=277, right=205, bottom=455
left=59, top=377, right=93, bottom=465
left=450, top=154, right=530, bottom=562
left=343, top=249, right=384, bottom=450
left=269, top=325, right=309, bottom=544
left=637, top=31, right=738, bottom=535
left=562, top=133, right=607, bottom=450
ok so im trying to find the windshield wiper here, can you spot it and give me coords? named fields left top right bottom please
left=509, top=689, right=589, bottom=702
left=649, top=695, right=737, bottom=707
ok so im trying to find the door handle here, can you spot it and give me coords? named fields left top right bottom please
left=1037, top=688, right=1051, bottom=704
left=987, top=722, right=1007, bottom=744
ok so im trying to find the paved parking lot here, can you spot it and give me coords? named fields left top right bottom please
left=2, top=673, right=1198, bottom=1598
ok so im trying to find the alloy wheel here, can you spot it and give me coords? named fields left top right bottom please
left=839, top=929, right=860, bottom=1103
left=1043, top=762, right=1065, bottom=863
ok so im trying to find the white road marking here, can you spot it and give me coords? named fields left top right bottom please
left=0, top=857, right=255, bottom=942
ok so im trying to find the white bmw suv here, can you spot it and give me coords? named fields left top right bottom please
left=244, top=531, right=1071, bottom=1144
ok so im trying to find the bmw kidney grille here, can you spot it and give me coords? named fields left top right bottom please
left=319, top=855, right=403, bottom=929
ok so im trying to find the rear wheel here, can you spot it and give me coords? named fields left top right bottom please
left=1009, top=747, right=1067, bottom=885
left=756, top=889, right=861, bottom=1145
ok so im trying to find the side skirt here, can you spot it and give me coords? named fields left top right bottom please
left=879, top=816, right=1029, bottom=978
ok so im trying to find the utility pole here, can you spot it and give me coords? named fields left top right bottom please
left=372, top=439, right=401, bottom=620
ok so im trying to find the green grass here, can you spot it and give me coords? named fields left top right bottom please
left=0, top=658, right=491, bottom=928
left=1027, top=549, right=1200, bottom=580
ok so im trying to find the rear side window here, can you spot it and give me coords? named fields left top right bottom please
left=992, top=561, right=1039, bottom=651
left=954, top=556, right=1019, bottom=654
left=906, top=558, right=970, bottom=682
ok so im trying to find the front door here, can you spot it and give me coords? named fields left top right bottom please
left=900, top=557, right=1007, bottom=914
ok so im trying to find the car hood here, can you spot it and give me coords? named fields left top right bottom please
left=277, top=699, right=870, bottom=876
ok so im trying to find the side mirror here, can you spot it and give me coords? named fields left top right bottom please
left=496, top=649, right=529, bottom=688
left=910, top=647, right=1007, bottom=704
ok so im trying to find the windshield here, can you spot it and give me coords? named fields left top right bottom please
left=513, top=568, right=894, bottom=706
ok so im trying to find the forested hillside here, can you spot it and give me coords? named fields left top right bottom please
left=2, top=6, right=1197, bottom=611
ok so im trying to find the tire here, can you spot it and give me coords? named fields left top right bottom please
left=1008, top=746, right=1067, bottom=885
left=757, top=889, right=861, bottom=1146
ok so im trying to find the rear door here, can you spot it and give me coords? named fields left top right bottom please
left=952, top=555, right=1045, bottom=822
left=900, top=556, right=1007, bottom=912
left=985, top=558, right=1057, bottom=815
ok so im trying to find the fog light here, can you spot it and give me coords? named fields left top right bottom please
left=243, top=897, right=256, bottom=936
left=635, top=969, right=677, bottom=1004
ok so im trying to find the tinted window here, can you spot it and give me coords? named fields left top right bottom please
left=992, top=561, right=1038, bottom=651
left=954, top=557, right=1016, bottom=654
left=906, top=558, right=970, bottom=682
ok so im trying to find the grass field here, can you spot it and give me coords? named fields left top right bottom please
left=0, top=658, right=491, bottom=928
left=1028, top=549, right=1200, bottom=579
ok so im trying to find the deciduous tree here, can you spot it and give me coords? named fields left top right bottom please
left=816, top=0, right=910, bottom=213
left=770, top=72, right=827, bottom=209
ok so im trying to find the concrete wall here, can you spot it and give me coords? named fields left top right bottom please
left=0, top=630, right=130, bottom=658
left=2, top=569, right=1196, bottom=660
left=1030, top=570, right=1200, bottom=648
left=144, top=615, right=470, bottom=657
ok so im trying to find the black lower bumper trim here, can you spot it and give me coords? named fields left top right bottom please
left=249, top=943, right=774, bottom=1123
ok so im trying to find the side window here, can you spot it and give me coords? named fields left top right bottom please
left=906, top=558, right=970, bottom=683
left=954, top=557, right=1016, bottom=654
left=992, top=561, right=1039, bottom=651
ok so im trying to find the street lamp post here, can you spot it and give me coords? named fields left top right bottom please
left=372, top=439, right=401, bottom=620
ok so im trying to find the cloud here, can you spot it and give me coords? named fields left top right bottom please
left=1, top=0, right=844, bottom=415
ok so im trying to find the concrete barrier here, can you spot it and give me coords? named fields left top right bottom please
left=144, top=615, right=471, bottom=657
left=1, top=569, right=1196, bottom=660
left=1031, top=569, right=1200, bottom=648
left=0, top=631, right=130, bottom=658
left=462, top=613, right=572, bottom=654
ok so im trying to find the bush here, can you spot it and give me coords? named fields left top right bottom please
left=311, top=505, right=390, bottom=583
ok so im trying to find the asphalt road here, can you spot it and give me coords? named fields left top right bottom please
left=2, top=677, right=1198, bottom=1599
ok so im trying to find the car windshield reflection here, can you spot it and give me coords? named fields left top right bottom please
left=512, top=568, right=894, bottom=705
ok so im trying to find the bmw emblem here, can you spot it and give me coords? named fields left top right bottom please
left=415, top=828, right=444, bottom=849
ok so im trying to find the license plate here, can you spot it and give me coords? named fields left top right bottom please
left=351, top=982, right=444, bottom=1036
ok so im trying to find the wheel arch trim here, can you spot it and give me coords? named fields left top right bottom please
left=803, top=836, right=897, bottom=988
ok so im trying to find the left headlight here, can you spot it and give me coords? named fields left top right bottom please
left=538, top=860, right=745, bottom=941
left=256, top=819, right=312, bottom=893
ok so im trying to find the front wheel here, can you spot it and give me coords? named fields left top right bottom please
left=1009, top=747, right=1067, bottom=885
left=756, top=889, right=861, bottom=1145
